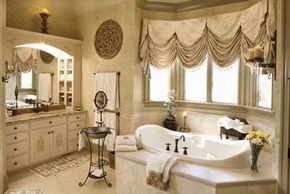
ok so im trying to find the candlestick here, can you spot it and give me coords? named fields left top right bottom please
left=254, top=46, right=264, bottom=59
left=39, top=8, right=50, bottom=34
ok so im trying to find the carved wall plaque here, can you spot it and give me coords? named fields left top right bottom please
left=94, top=20, right=123, bottom=59
left=40, top=50, right=54, bottom=64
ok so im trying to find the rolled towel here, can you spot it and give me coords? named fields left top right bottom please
left=115, top=145, right=137, bottom=152
left=116, top=135, right=136, bottom=146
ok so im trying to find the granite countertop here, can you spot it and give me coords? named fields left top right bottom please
left=6, top=109, right=86, bottom=124
left=116, top=150, right=276, bottom=187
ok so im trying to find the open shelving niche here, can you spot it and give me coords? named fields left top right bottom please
left=58, top=57, right=73, bottom=107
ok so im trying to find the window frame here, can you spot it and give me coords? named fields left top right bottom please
left=144, top=57, right=274, bottom=113
left=18, top=70, right=36, bottom=93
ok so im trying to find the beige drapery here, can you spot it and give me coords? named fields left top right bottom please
left=139, top=0, right=276, bottom=77
left=12, top=47, right=38, bottom=73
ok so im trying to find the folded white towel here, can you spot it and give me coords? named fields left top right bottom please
left=78, top=130, right=86, bottom=151
left=146, top=152, right=173, bottom=175
left=217, top=116, right=252, bottom=134
left=115, top=145, right=137, bottom=152
left=116, top=135, right=136, bottom=146
left=162, top=156, right=178, bottom=183
left=91, top=169, right=103, bottom=177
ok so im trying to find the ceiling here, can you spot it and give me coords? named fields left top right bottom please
left=70, top=0, right=253, bottom=14
left=137, top=0, right=252, bottom=12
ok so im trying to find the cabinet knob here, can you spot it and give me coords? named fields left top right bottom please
left=77, top=117, right=79, bottom=119
left=77, top=133, right=79, bottom=136
left=77, top=124, right=79, bottom=127
left=49, top=121, right=52, bottom=124
left=14, top=148, right=17, bottom=151
left=48, top=131, right=50, bottom=134
left=51, top=131, right=54, bottom=134
left=14, top=127, right=17, bottom=130
left=14, top=162, right=17, bottom=165
left=14, top=136, right=17, bottom=140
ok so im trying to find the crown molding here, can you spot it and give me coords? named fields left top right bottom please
left=137, top=0, right=251, bottom=12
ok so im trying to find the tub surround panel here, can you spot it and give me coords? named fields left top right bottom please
left=116, top=154, right=215, bottom=194
left=116, top=151, right=276, bottom=194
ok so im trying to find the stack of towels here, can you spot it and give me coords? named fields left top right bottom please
left=146, top=152, right=179, bottom=191
left=217, top=116, right=252, bottom=134
left=115, top=135, right=138, bottom=152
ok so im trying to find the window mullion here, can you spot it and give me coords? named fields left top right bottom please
left=207, top=59, right=212, bottom=103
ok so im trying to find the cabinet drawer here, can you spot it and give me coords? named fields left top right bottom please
left=31, top=116, right=67, bottom=130
left=6, top=123, right=29, bottom=135
left=68, top=139, right=79, bottom=152
left=6, top=141, right=29, bottom=158
left=7, top=155, right=29, bottom=171
left=68, top=121, right=85, bottom=130
left=68, top=113, right=85, bottom=123
left=6, top=132, right=28, bottom=145
left=68, top=129, right=80, bottom=141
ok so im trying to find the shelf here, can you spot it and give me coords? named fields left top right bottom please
left=58, top=58, right=73, bottom=107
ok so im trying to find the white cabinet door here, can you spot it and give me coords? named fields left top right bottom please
left=31, top=129, right=50, bottom=163
left=50, top=125, right=67, bottom=157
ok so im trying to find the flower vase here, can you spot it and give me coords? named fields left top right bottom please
left=250, top=142, right=263, bottom=172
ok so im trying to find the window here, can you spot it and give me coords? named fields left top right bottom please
left=20, top=70, right=33, bottom=89
left=184, top=58, right=208, bottom=102
left=149, top=65, right=170, bottom=101
left=212, top=59, right=239, bottom=104
left=257, top=74, right=272, bottom=109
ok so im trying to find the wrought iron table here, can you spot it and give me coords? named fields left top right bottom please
left=78, top=126, right=112, bottom=187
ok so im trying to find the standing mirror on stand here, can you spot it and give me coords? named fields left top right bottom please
left=94, top=91, right=108, bottom=126
left=79, top=90, right=112, bottom=187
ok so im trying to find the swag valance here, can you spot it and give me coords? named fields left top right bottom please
left=139, top=0, right=276, bottom=76
left=12, top=47, right=38, bottom=73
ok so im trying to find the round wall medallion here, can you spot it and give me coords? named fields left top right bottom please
left=40, top=50, right=54, bottom=64
left=94, top=20, right=123, bottom=59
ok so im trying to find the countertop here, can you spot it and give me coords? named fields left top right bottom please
left=6, top=109, right=86, bottom=124
left=116, top=150, right=276, bottom=187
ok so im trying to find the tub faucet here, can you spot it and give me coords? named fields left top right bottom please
left=174, top=135, right=185, bottom=153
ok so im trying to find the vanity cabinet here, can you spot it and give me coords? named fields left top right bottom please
left=30, top=116, right=67, bottom=163
left=5, top=122, right=29, bottom=171
left=5, top=111, right=86, bottom=172
left=30, top=124, right=67, bottom=163
left=67, top=113, right=86, bottom=152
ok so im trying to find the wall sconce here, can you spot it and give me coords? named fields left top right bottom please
left=244, top=31, right=276, bottom=80
left=2, top=61, right=14, bottom=83
left=39, top=8, right=50, bottom=34
left=179, top=111, right=190, bottom=133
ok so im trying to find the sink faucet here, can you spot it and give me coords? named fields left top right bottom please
left=174, top=135, right=185, bottom=153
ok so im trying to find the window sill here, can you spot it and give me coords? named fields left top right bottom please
left=144, top=100, right=275, bottom=118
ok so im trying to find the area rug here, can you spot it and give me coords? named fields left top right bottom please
left=8, top=188, right=44, bottom=194
left=28, top=151, right=89, bottom=178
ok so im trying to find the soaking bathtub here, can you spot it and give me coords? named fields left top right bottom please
left=135, top=124, right=251, bottom=168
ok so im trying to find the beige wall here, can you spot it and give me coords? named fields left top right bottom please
left=75, top=1, right=140, bottom=134
left=0, top=0, right=5, bottom=192
left=6, top=0, right=77, bottom=39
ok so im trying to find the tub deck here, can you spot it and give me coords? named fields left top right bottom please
left=116, top=150, right=276, bottom=194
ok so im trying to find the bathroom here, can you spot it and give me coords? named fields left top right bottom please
left=0, top=0, right=289, bottom=193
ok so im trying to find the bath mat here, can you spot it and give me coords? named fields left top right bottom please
left=28, top=151, right=89, bottom=178
left=8, top=188, right=44, bottom=194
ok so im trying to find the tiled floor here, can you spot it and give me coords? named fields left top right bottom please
left=5, top=162, right=116, bottom=194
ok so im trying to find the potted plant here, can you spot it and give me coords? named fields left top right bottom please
left=163, top=90, right=178, bottom=131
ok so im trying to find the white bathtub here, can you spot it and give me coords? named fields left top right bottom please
left=135, top=124, right=251, bottom=168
